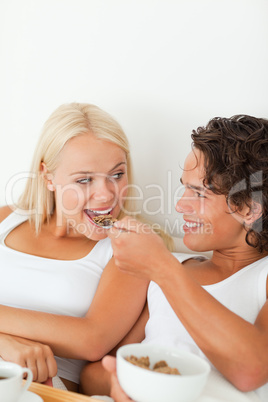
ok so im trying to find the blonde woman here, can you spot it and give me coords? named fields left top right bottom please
left=0, top=103, right=170, bottom=392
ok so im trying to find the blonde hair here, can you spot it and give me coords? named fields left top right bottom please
left=18, top=102, right=173, bottom=250
left=18, top=103, right=135, bottom=233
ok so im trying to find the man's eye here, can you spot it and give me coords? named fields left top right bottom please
left=77, top=178, right=92, bottom=184
left=196, top=191, right=206, bottom=198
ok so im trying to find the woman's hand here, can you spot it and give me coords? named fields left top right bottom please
left=102, top=356, right=132, bottom=402
left=108, top=216, right=175, bottom=282
left=0, top=333, right=57, bottom=383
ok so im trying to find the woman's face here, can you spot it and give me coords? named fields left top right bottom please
left=49, top=133, right=128, bottom=240
left=176, top=149, right=248, bottom=252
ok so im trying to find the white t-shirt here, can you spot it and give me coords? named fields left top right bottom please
left=0, top=211, right=113, bottom=383
left=143, top=252, right=268, bottom=402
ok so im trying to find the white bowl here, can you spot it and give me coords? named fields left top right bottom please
left=116, top=343, right=211, bottom=402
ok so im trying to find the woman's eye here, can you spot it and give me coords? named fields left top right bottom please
left=77, top=178, right=92, bottom=184
left=109, top=172, right=125, bottom=180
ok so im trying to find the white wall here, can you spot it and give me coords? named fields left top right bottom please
left=1, top=0, right=268, bottom=237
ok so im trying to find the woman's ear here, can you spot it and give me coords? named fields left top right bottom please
left=40, top=162, right=55, bottom=192
left=244, top=201, right=263, bottom=226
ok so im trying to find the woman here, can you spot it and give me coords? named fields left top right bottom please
left=0, top=103, right=171, bottom=391
left=81, top=115, right=268, bottom=401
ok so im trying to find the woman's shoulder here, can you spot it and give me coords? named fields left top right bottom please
left=0, top=205, right=13, bottom=223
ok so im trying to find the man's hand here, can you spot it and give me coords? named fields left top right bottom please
left=108, top=216, right=173, bottom=283
left=0, top=333, right=57, bottom=383
left=102, top=355, right=132, bottom=402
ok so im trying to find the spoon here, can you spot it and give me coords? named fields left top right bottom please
left=92, top=214, right=129, bottom=231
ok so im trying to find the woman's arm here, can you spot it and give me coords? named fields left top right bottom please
left=108, top=217, right=268, bottom=392
left=0, top=257, right=148, bottom=361
left=0, top=206, right=148, bottom=361
left=80, top=303, right=149, bottom=396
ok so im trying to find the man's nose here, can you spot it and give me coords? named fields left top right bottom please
left=175, top=193, right=196, bottom=214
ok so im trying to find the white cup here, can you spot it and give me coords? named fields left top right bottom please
left=0, top=361, right=33, bottom=402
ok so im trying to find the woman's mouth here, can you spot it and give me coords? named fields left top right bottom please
left=84, top=208, right=113, bottom=226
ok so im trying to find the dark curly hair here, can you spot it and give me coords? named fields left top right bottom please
left=191, top=115, right=268, bottom=253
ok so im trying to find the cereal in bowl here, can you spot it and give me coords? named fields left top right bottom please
left=125, top=355, right=180, bottom=375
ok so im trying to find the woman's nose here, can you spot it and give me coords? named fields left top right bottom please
left=92, top=179, right=115, bottom=202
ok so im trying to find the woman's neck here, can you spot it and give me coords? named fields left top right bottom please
left=43, top=214, right=79, bottom=238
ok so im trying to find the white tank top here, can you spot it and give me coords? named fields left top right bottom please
left=143, top=252, right=268, bottom=402
left=0, top=211, right=114, bottom=383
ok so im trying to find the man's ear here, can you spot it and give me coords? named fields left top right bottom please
left=244, top=201, right=263, bottom=226
left=40, top=162, right=55, bottom=192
